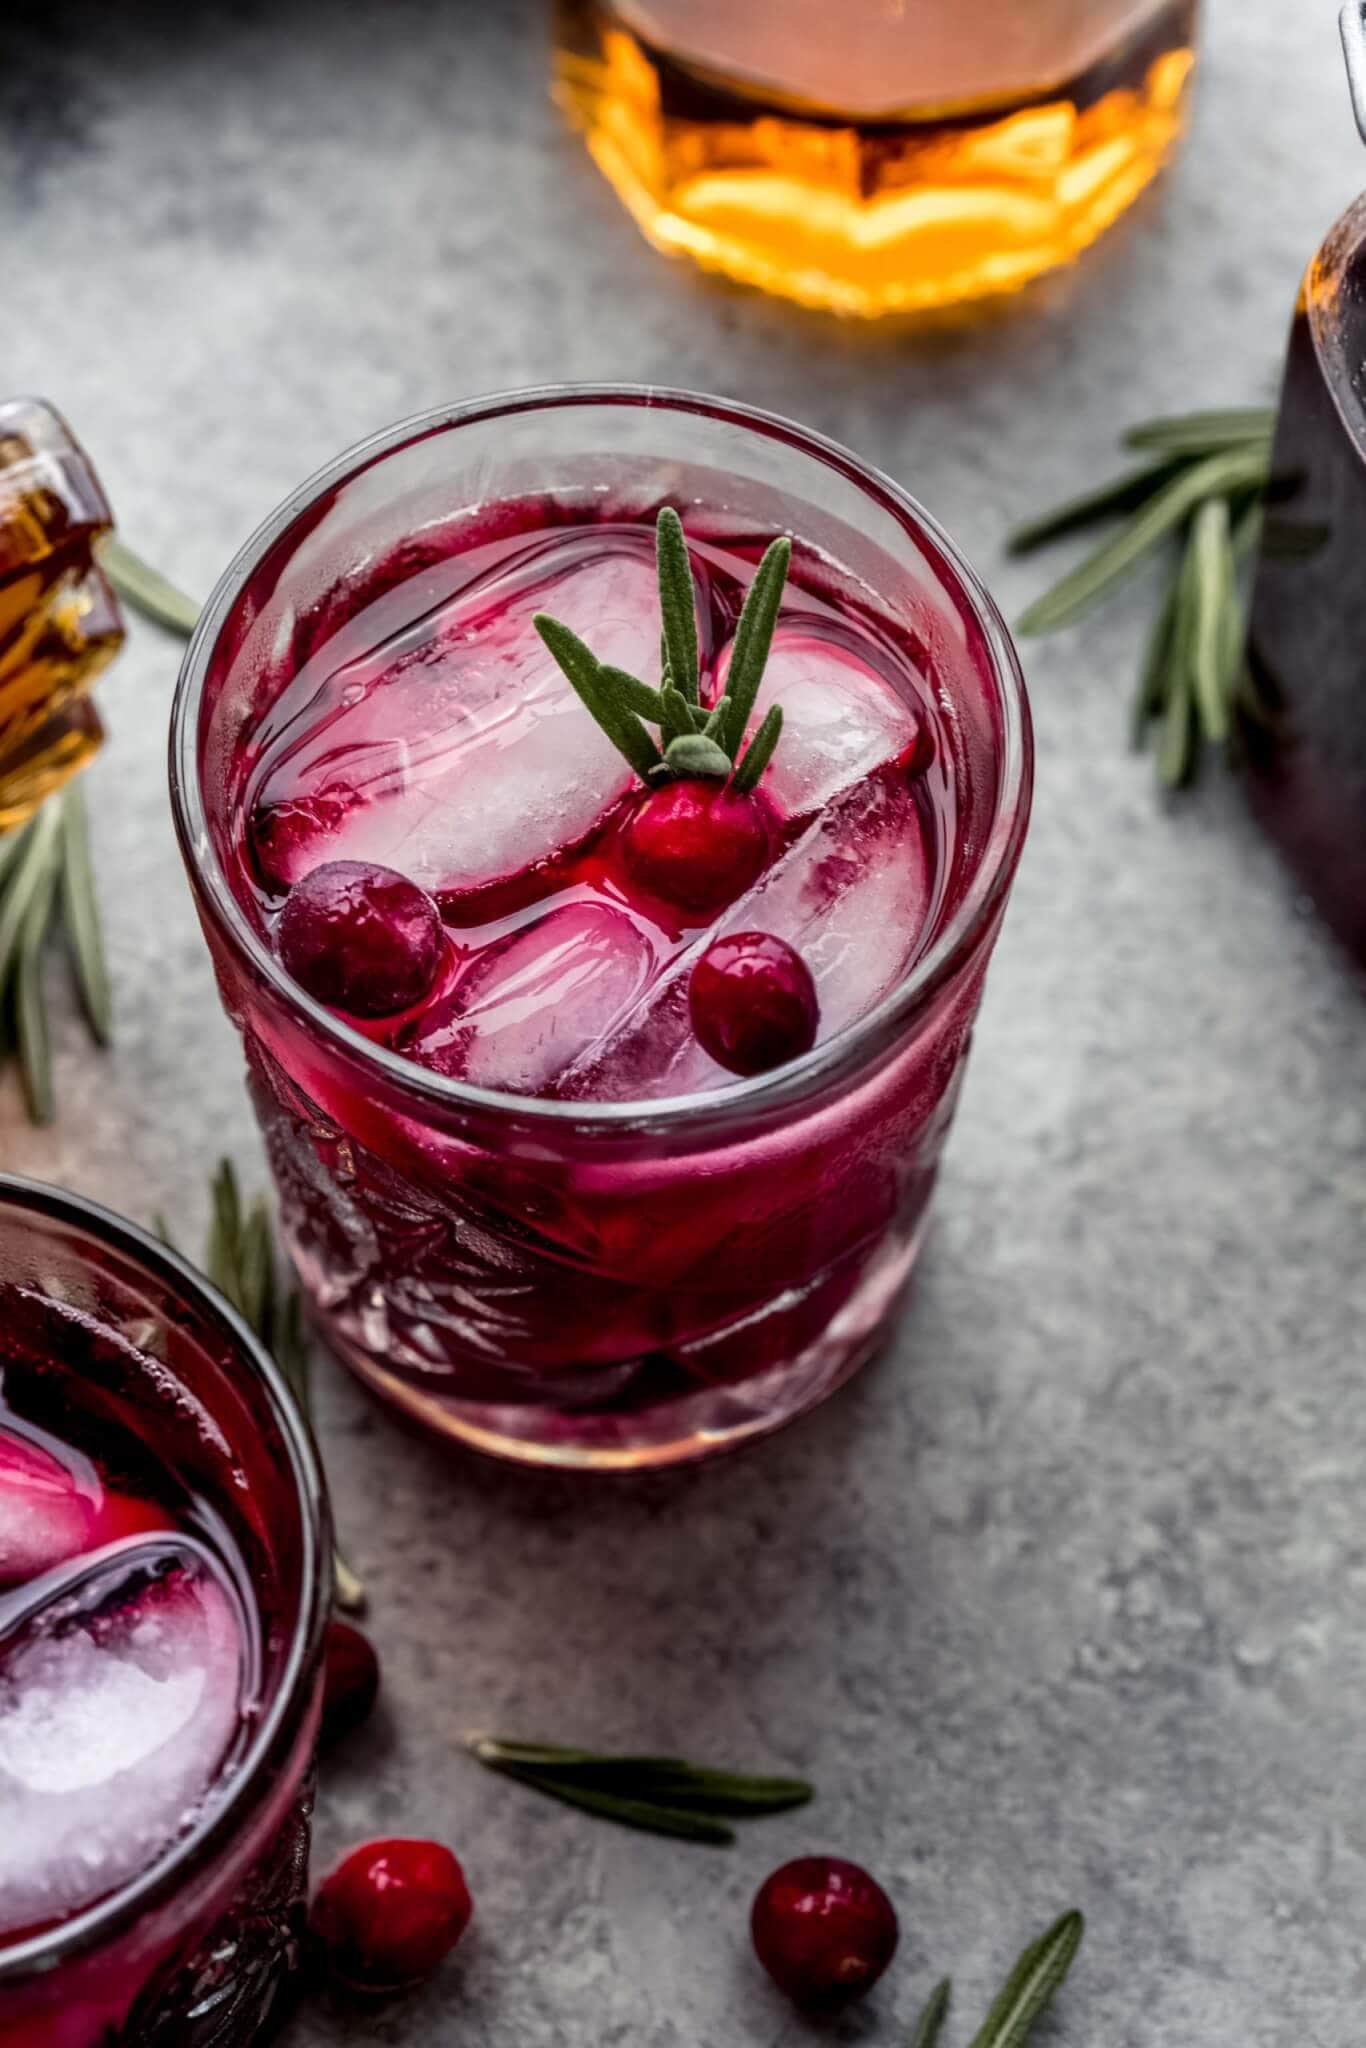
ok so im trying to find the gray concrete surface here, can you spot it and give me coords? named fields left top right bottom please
left=2, top=1, right=1364, bottom=2041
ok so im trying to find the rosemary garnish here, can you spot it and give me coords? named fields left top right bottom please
left=466, top=1733, right=812, bottom=1847
left=98, top=535, right=201, bottom=638
left=533, top=507, right=790, bottom=793
left=159, top=1158, right=365, bottom=1614
left=0, top=784, right=110, bottom=1123
left=1011, top=406, right=1274, bottom=786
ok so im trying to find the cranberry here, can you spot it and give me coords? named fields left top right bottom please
left=277, top=860, right=444, bottom=1019
left=689, top=931, right=818, bottom=1076
left=320, top=1618, right=380, bottom=1751
left=751, top=1856, right=899, bottom=2007
left=310, top=1838, right=472, bottom=1995
left=622, top=780, right=770, bottom=918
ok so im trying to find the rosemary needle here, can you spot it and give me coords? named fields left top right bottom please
left=98, top=535, right=200, bottom=637
left=966, top=1910, right=1084, bottom=2048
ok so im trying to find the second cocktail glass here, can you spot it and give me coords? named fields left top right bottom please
left=171, top=388, right=1031, bottom=1470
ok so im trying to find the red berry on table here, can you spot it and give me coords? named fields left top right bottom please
left=751, top=1855, right=899, bottom=2007
left=622, top=779, right=770, bottom=918
left=689, top=930, right=818, bottom=1076
left=277, top=859, right=444, bottom=1019
left=310, top=1838, right=472, bottom=1994
left=320, top=1618, right=380, bottom=1751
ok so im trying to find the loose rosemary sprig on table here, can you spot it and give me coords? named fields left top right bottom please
left=158, top=1157, right=366, bottom=1613
left=1011, top=406, right=1276, bottom=787
left=0, top=784, right=110, bottom=1123
left=466, top=1734, right=812, bottom=1846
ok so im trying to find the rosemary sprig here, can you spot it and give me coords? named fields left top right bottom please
left=534, top=507, right=790, bottom=793
left=159, top=1158, right=366, bottom=1614
left=0, top=784, right=110, bottom=1123
left=466, top=1733, right=812, bottom=1847
left=98, top=535, right=201, bottom=638
left=965, top=1910, right=1084, bottom=2048
left=1011, top=406, right=1275, bottom=785
left=1014, top=442, right=1268, bottom=636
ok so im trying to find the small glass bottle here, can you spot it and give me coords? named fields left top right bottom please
left=0, top=398, right=123, bottom=835
left=553, top=0, right=1199, bottom=317
left=1244, top=9, right=1366, bottom=962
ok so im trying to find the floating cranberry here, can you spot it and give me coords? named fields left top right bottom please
left=320, top=1618, right=380, bottom=1752
left=622, top=780, right=770, bottom=918
left=751, top=1856, right=899, bottom=2007
left=277, top=860, right=444, bottom=1019
left=310, top=1837, right=472, bottom=1995
left=689, top=931, right=818, bottom=1076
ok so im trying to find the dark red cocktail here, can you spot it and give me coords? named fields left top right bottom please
left=172, top=389, right=1031, bottom=1468
left=0, top=1178, right=327, bottom=2046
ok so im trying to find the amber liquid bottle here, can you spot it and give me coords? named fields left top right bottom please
left=0, top=399, right=122, bottom=834
left=554, top=0, right=1199, bottom=316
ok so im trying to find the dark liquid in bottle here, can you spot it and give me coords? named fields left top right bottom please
left=1245, top=195, right=1366, bottom=963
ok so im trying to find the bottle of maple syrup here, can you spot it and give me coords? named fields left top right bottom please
left=1244, top=9, right=1366, bottom=962
left=0, top=399, right=123, bottom=835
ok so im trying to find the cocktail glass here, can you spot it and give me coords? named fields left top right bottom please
left=171, top=387, right=1032, bottom=1470
left=0, top=1175, right=328, bottom=2048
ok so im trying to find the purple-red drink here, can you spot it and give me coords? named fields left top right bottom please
left=173, top=390, right=1031, bottom=1468
left=0, top=1179, right=327, bottom=2048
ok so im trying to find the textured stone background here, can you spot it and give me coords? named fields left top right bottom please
left=2, top=1, right=1365, bottom=2041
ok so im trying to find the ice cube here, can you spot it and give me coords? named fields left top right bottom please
left=252, top=537, right=661, bottom=916
left=715, top=623, right=923, bottom=820
left=559, top=771, right=932, bottom=1102
left=0, top=1430, right=169, bottom=1588
left=0, top=1544, right=243, bottom=1935
left=405, top=900, right=656, bottom=1096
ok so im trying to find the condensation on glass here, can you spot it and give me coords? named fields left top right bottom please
left=554, top=0, right=1199, bottom=316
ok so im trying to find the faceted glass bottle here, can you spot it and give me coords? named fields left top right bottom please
left=554, top=0, right=1199, bottom=316
left=0, top=399, right=122, bottom=833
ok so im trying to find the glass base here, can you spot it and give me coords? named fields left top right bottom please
left=554, top=0, right=1197, bottom=317
left=323, top=1216, right=927, bottom=1471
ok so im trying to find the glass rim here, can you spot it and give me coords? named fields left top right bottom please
left=169, top=382, right=1033, bottom=1134
left=0, top=1173, right=329, bottom=1982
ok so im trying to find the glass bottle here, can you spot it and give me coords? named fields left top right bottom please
left=0, top=398, right=123, bottom=834
left=553, top=0, right=1199, bottom=317
left=1244, top=7, right=1366, bottom=962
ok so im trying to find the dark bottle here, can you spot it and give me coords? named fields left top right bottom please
left=1244, top=13, right=1366, bottom=962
